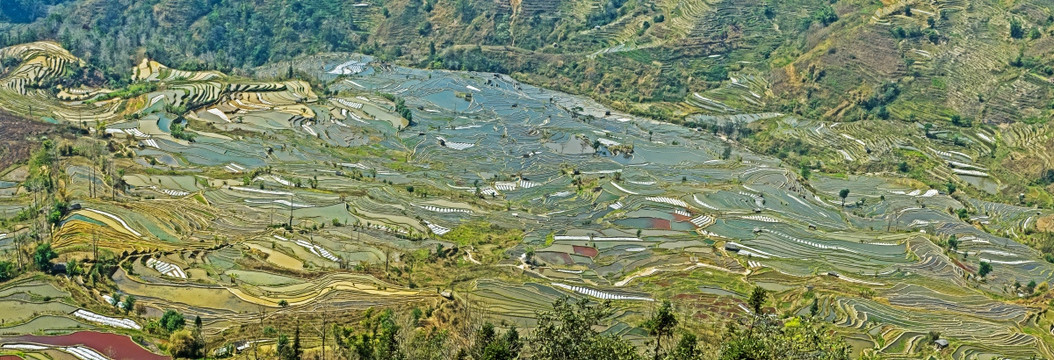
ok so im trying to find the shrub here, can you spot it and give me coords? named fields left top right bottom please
left=1010, top=19, right=1024, bottom=39
left=168, top=329, right=205, bottom=358
left=978, top=261, right=992, bottom=277
left=814, top=6, right=838, bottom=26
left=170, top=123, right=196, bottom=142
left=33, top=243, right=57, bottom=272
left=0, top=261, right=15, bottom=281
left=160, top=310, right=186, bottom=332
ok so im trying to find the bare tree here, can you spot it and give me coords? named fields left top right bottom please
left=255, top=306, right=265, bottom=360
left=313, top=303, right=330, bottom=360
left=92, top=229, right=98, bottom=261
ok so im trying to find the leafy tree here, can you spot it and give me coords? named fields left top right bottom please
left=813, top=6, right=838, bottom=26
left=33, top=243, right=57, bottom=272
left=454, top=0, right=476, bottom=21
left=293, top=325, right=302, bottom=360
left=947, top=235, right=959, bottom=251
left=1010, top=19, right=1024, bottom=39
left=923, top=331, right=941, bottom=344
left=665, top=333, right=705, bottom=360
left=470, top=322, right=521, bottom=360
left=0, top=0, right=62, bottom=23
left=950, top=114, right=971, bottom=127
left=170, top=123, right=196, bottom=142
left=161, top=310, right=186, bottom=332
left=642, top=300, right=678, bottom=360
left=718, top=315, right=851, bottom=360
left=587, top=0, right=629, bottom=27
left=122, top=295, right=135, bottom=314
left=278, top=325, right=303, bottom=360
left=404, top=327, right=448, bottom=360
left=748, top=286, right=768, bottom=314
left=277, top=334, right=293, bottom=359
left=335, top=308, right=403, bottom=360
left=393, top=98, right=414, bottom=125
left=169, top=329, right=206, bottom=358
left=978, top=261, right=992, bottom=277
left=1028, top=27, right=1042, bottom=40
left=47, top=200, right=69, bottom=225
left=65, top=258, right=81, bottom=276
left=0, top=260, right=15, bottom=281
left=838, top=189, right=850, bottom=207
left=875, top=105, right=889, bottom=119
left=529, top=299, right=642, bottom=360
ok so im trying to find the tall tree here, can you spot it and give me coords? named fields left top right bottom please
left=470, top=322, right=521, bottom=360
left=748, top=286, right=767, bottom=315
left=643, top=301, right=678, bottom=360
left=32, top=243, right=56, bottom=272
left=529, top=299, right=641, bottom=360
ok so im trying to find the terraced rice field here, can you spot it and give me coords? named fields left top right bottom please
left=0, top=42, right=1052, bottom=358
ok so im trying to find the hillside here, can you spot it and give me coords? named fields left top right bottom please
left=0, top=38, right=1048, bottom=359
left=1, top=1, right=1054, bottom=359
left=2, top=0, right=1053, bottom=221
left=3, top=0, right=1052, bottom=120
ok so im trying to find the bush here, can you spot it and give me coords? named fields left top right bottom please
left=168, top=329, right=205, bottom=358
left=33, top=243, right=57, bottom=272
left=978, top=261, right=992, bottom=277
left=1010, top=19, right=1024, bottom=39
left=170, top=123, right=196, bottom=142
left=950, top=114, right=971, bottom=127
left=529, top=299, right=640, bottom=360
left=0, top=260, right=15, bottom=281
left=160, top=310, right=186, bottom=332
left=814, top=6, right=838, bottom=26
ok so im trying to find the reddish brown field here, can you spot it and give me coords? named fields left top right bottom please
left=572, top=245, right=599, bottom=257
left=0, top=110, right=56, bottom=171
left=4, top=331, right=169, bottom=360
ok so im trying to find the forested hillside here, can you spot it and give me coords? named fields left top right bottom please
left=2, top=0, right=1050, bottom=122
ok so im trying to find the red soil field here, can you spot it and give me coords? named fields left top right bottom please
left=672, top=212, right=692, bottom=222
left=3, top=331, right=169, bottom=360
left=651, top=218, right=671, bottom=230
left=572, top=245, right=598, bottom=257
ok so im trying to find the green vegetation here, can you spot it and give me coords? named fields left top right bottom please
left=169, top=328, right=206, bottom=358
left=394, top=97, right=413, bottom=125
left=334, top=308, right=400, bottom=360
left=979, top=261, right=993, bottom=278
left=169, top=122, right=195, bottom=142
left=0, top=17, right=1052, bottom=358
left=32, top=243, right=56, bottom=272
left=160, top=310, right=186, bottom=333
left=719, top=288, right=850, bottom=360
left=530, top=299, right=641, bottom=360
left=91, top=83, right=158, bottom=103
left=466, top=322, right=521, bottom=360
